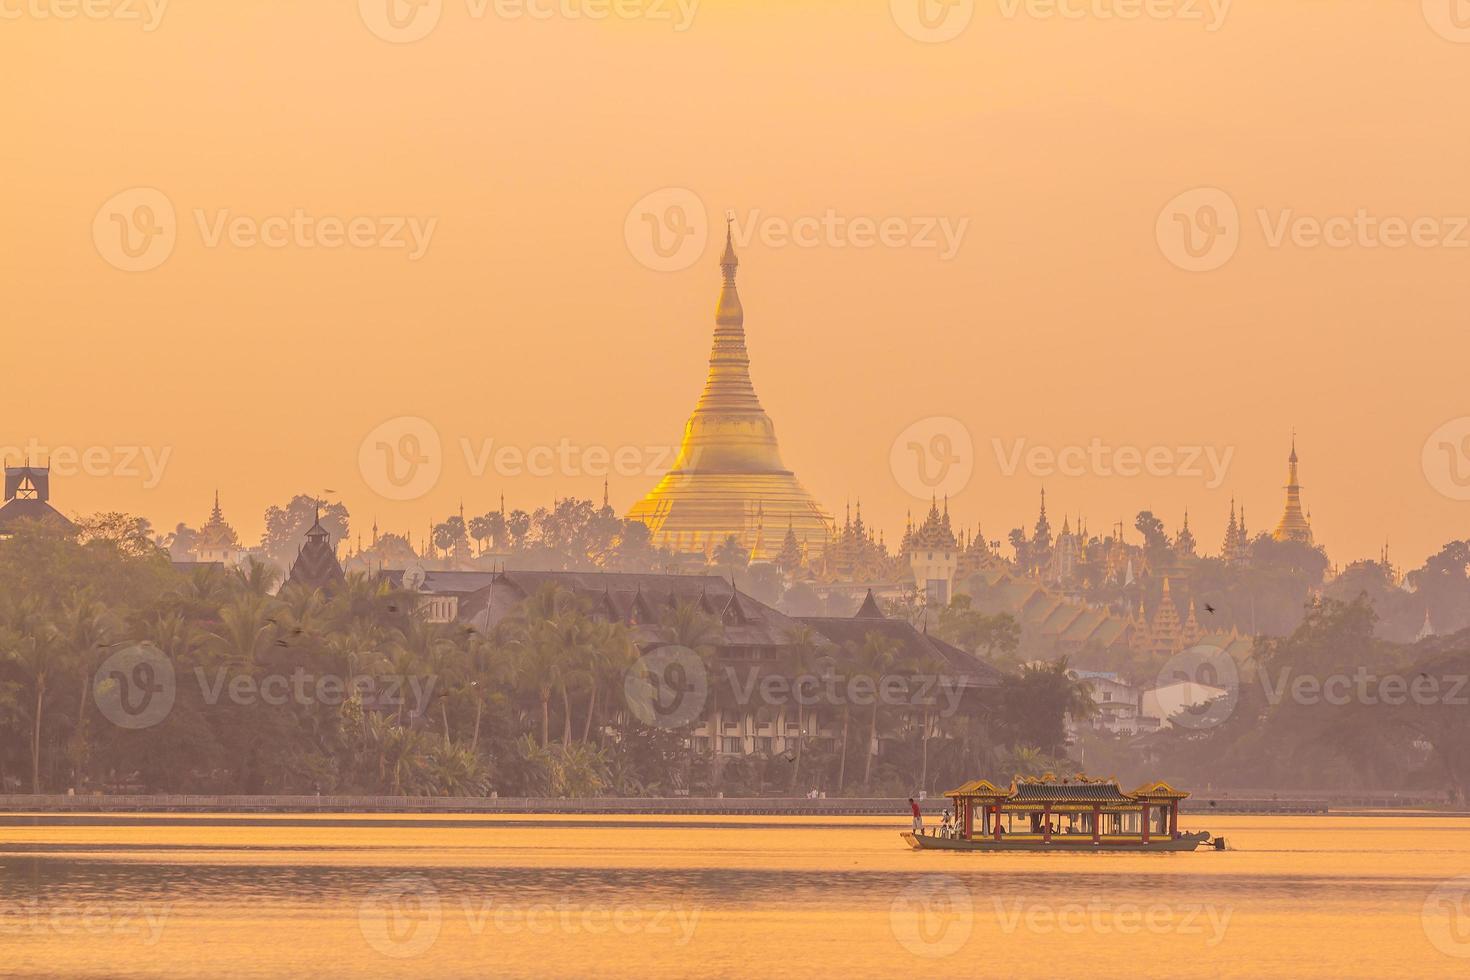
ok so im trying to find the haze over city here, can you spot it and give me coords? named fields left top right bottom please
left=5, top=2, right=1469, bottom=567
left=6, top=4, right=1470, bottom=979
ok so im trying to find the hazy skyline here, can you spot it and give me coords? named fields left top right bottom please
left=5, top=2, right=1470, bottom=566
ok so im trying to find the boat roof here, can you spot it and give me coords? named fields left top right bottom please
left=945, top=776, right=1191, bottom=804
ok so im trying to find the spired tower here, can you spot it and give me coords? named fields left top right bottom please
left=627, top=221, right=833, bottom=556
left=1271, top=435, right=1313, bottom=545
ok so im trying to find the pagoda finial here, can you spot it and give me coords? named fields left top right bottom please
left=720, top=211, right=738, bottom=280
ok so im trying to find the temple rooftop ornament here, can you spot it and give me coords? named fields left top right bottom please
left=627, top=216, right=833, bottom=557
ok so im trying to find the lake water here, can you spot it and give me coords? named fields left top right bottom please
left=3, top=813, right=1468, bottom=978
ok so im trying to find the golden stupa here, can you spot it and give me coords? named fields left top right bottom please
left=1271, top=434, right=1313, bottom=545
left=627, top=222, right=833, bottom=558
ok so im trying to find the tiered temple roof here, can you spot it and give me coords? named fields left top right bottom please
left=195, top=491, right=241, bottom=551
left=0, top=465, right=75, bottom=536
left=283, top=509, right=346, bottom=594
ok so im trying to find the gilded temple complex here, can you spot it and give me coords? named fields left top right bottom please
left=627, top=222, right=834, bottom=557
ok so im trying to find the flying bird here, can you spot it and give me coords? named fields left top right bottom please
left=1204, top=604, right=1217, bottom=614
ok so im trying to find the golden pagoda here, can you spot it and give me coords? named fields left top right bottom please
left=1271, top=434, right=1313, bottom=545
left=627, top=221, right=833, bottom=557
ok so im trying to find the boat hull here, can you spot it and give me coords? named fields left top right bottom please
left=901, top=830, right=1213, bottom=852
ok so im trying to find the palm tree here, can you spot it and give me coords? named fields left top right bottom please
left=232, top=558, right=280, bottom=599
left=2, top=600, right=63, bottom=792
left=55, top=594, right=122, bottom=789
left=206, top=595, right=278, bottom=668
left=782, top=623, right=825, bottom=791
left=835, top=640, right=857, bottom=794
left=658, top=600, right=724, bottom=785
left=712, top=535, right=749, bottom=575
left=858, top=630, right=901, bottom=791
left=506, top=584, right=590, bottom=747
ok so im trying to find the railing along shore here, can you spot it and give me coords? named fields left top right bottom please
left=0, top=791, right=1454, bottom=816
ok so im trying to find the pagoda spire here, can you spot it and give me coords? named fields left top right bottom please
left=1272, top=432, right=1313, bottom=544
left=624, top=209, right=833, bottom=559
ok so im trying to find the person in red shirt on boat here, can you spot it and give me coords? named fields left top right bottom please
left=909, top=798, right=923, bottom=833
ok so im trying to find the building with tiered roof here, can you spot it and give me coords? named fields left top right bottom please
left=0, top=465, right=75, bottom=538
left=192, top=491, right=245, bottom=566
left=908, top=496, right=959, bottom=604
left=283, top=508, right=346, bottom=594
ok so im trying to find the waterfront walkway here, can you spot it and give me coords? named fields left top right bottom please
left=1, top=791, right=1446, bottom=815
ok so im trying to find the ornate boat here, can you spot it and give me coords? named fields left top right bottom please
left=902, top=775, right=1221, bottom=852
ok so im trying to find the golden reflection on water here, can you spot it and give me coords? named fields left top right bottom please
left=2, top=814, right=1468, bottom=978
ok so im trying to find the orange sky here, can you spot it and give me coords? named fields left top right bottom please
left=3, top=1, right=1468, bottom=567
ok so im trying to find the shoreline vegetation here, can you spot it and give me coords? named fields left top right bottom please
left=3, top=517, right=1470, bottom=804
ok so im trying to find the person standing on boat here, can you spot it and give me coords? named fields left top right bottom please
left=909, top=798, right=923, bottom=834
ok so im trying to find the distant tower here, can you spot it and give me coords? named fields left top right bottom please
left=0, top=463, right=75, bottom=538
left=909, top=496, right=959, bottom=606
left=1272, top=434, right=1313, bottom=544
left=194, top=490, right=244, bottom=565
left=284, top=506, right=346, bottom=594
